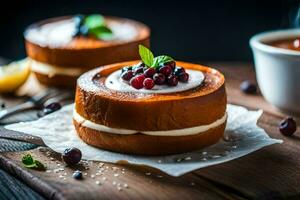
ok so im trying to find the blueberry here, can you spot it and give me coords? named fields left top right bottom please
left=42, top=102, right=61, bottom=115
left=121, top=66, right=133, bottom=74
left=174, top=67, right=185, bottom=76
left=73, top=170, right=83, bottom=180
left=62, top=147, right=82, bottom=166
left=240, top=80, right=257, bottom=94
left=279, top=117, right=297, bottom=136
left=1, top=103, right=5, bottom=109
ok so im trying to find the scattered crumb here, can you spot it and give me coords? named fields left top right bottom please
left=145, top=172, right=151, bottom=176
left=95, top=181, right=101, bottom=185
left=185, top=157, right=192, bottom=161
left=112, top=181, right=117, bottom=186
left=114, top=173, right=119, bottom=177
left=91, top=175, right=95, bottom=178
left=157, top=175, right=163, bottom=178
left=123, top=183, right=129, bottom=188
left=190, top=182, right=195, bottom=186
left=157, top=160, right=162, bottom=163
left=102, top=177, right=107, bottom=181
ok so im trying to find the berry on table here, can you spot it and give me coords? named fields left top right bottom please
left=73, top=170, right=83, bottom=180
left=240, top=80, right=257, bottom=94
left=279, top=117, right=297, bottom=136
left=62, top=147, right=82, bottom=166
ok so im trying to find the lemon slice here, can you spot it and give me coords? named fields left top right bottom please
left=0, top=59, right=30, bottom=93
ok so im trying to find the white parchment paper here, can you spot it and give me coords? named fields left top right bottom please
left=5, top=104, right=282, bottom=176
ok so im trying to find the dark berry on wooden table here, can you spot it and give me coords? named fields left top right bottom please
left=121, top=66, right=132, bottom=74
left=167, top=74, right=179, bottom=86
left=130, top=74, right=145, bottom=89
left=179, top=72, right=189, bottom=82
left=159, top=66, right=172, bottom=76
left=73, top=170, right=83, bottom=180
left=174, top=67, right=185, bottom=76
left=240, top=80, right=257, bottom=94
left=62, top=147, right=82, bottom=166
left=144, top=68, right=156, bottom=78
left=42, top=102, right=62, bottom=115
left=153, top=73, right=166, bottom=85
left=121, top=70, right=134, bottom=81
left=279, top=117, right=297, bottom=136
left=143, top=78, right=155, bottom=89
left=1, top=103, right=5, bottom=109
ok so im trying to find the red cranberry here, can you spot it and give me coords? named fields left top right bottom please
left=62, top=147, right=82, bottom=166
left=279, top=117, right=297, bottom=136
left=159, top=66, right=172, bottom=76
left=167, top=74, right=179, bottom=86
left=153, top=73, right=166, bottom=85
left=143, top=78, right=155, bottom=89
left=179, top=72, right=189, bottom=82
left=163, top=61, right=176, bottom=70
left=144, top=68, right=156, bottom=78
left=121, top=70, right=134, bottom=81
left=240, top=80, right=257, bottom=94
left=130, top=74, right=145, bottom=89
left=174, top=67, right=185, bottom=76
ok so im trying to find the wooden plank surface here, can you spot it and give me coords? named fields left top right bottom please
left=0, top=62, right=299, bottom=200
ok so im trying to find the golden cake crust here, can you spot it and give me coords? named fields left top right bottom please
left=75, top=61, right=227, bottom=131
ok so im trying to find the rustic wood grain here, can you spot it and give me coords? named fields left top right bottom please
left=0, top=63, right=299, bottom=200
left=0, top=147, right=238, bottom=200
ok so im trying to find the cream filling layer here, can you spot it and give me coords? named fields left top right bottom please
left=73, top=108, right=227, bottom=136
left=29, top=59, right=83, bottom=77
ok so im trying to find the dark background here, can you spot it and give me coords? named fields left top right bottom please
left=0, top=0, right=299, bottom=62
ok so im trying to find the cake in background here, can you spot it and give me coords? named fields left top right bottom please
left=24, top=14, right=150, bottom=87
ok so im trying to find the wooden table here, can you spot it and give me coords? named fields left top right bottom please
left=0, top=62, right=299, bottom=200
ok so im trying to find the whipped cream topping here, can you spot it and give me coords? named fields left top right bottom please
left=105, top=69, right=205, bottom=94
left=73, top=108, right=227, bottom=136
left=25, top=17, right=138, bottom=47
left=30, top=58, right=83, bottom=77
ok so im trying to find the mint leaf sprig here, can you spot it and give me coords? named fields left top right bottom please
left=74, top=14, right=113, bottom=40
left=22, top=154, right=46, bottom=171
left=138, top=45, right=174, bottom=68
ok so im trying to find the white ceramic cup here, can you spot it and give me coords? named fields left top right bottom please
left=250, top=29, right=300, bottom=116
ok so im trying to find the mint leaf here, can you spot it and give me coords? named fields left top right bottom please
left=34, top=160, right=46, bottom=170
left=89, top=25, right=113, bottom=40
left=22, top=154, right=46, bottom=170
left=22, top=154, right=34, bottom=165
left=152, top=55, right=174, bottom=68
left=84, top=14, right=105, bottom=28
left=139, top=45, right=154, bottom=67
